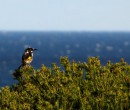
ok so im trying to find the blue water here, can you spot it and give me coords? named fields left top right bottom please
left=0, top=31, right=130, bottom=87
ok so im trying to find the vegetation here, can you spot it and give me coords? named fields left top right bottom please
left=0, top=57, right=130, bottom=110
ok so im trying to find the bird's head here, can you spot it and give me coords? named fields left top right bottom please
left=25, top=48, right=38, bottom=53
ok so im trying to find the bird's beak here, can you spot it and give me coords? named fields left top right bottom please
left=33, top=48, right=38, bottom=51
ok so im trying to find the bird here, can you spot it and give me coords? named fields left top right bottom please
left=21, top=47, right=37, bottom=66
left=13, top=48, right=37, bottom=79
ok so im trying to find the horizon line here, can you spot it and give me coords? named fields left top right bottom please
left=0, top=30, right=130, bottom=33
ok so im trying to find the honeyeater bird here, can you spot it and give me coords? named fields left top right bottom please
left=22, top=48, right=37, bottom=66
left=14, top=48, right=37, bottom=78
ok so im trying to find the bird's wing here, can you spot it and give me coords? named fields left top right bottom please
left=22, top=53, right=31, bottom=62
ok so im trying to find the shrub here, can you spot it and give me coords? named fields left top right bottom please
left=0, top=57, right=130, bottom=110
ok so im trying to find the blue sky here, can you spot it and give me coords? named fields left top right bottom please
left=0, top=0, right=130, bottom=31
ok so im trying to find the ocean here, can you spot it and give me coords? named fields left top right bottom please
left=0, top=31, right=130, bottom=87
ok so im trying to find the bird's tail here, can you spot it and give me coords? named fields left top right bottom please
left=18, top=63, right=26, bottom=69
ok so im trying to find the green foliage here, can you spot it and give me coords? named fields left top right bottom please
left=0, top=57, right=130, bottom=110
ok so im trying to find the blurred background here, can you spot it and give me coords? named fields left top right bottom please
left=0, top=0, right=130, bottom=87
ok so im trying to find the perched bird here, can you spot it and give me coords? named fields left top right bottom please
left=14, top=48, right=37, bottom=78
left=22, top=48, right=37, bottom=66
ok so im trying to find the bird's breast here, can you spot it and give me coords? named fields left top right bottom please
left=25, top=56, right=33, bottom=64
